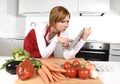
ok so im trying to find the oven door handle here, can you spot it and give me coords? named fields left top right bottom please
left=80, top=50, right=105, bottom=54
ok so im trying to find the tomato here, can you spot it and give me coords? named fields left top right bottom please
left=75, top=66, right=81, bottom=72
left=65, top=67, right=77, bottom=78
left=16, top=60, right=34, bottom=80
left=78, top=68, right=90, bottom=79
left=85, top=62, right=96, bottom=70
left=63, top=61, right=71, bottom=70
left=72, top=59, right=80, bottom=67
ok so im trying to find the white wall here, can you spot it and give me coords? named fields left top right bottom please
left=67, top=16, right=120, bottom=43
left=0, top=14, right=16, bottom=38
left=0, top=0, right=25, bottom=38
left=0, top=0, right=120, bottom=43
left=25, top=15, right=120, bottom=43
left=0, top=0, right=16, bottom=38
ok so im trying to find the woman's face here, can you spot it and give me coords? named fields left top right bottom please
left=56, top=15, right=70, bottom=32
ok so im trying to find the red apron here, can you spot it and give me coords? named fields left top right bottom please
left=24, top=25, right=60, bottom=58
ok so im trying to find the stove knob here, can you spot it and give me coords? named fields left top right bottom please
left=99, top=46, right=102, bottom=49
left=91, top=45, right=93, bottom=48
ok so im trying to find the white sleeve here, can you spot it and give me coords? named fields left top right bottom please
left=35, top=24, right=58, bottom=58
left=54, top=31, right=86, bottom=60
left=63, top=39, right=85, bottom=60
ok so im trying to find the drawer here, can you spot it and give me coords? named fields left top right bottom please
left=109, top=55, right=120, bottom=61
left=110, top=50, right=120, bottom=55
left=110, top=44, right=120, bottom=49
left=0, top=38, right=13, bottom=56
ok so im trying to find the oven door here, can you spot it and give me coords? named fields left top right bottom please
left=75, top=49, right=109, bottom=61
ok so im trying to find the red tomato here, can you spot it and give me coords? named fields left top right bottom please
left=63, top=61, right=71, bottom=70
left=75, top=66, right=81, bottom=77
left=16, top=60, right=34, bottom=80
left=65, top=67, right=77, bottom=78
left=78, top=68, right=90, bottom=79
left=75, top=66, right=81, bottom=72
left=72, top=59, right=80, bottom=67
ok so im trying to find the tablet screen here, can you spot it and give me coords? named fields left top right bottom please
left=68, top=30, right=84, bottom=49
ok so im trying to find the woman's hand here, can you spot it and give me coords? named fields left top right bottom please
left=57, top=37, right=72, bottom=48
left=81, top=27, right=91, bottom=41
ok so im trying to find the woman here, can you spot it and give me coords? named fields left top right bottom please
left=24, top=6, right=91, bottom=60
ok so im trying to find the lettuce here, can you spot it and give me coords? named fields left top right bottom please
left=12, top=48, right=30, bottom=61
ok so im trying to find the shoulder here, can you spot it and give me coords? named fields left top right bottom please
left=35, top=22, right=48, bottom=35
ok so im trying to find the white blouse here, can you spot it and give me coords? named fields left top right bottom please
left=35, top=23, right=85, bottom=60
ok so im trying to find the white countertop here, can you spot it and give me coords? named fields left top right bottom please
left=0, top=36, right=25, bottom=40
left=0, top=56, right=120, bottom=84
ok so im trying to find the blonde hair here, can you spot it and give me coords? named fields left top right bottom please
left=49, top=6, right=70, bottom=28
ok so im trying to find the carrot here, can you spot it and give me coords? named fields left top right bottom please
left=51, top=72, right=60, bottom=81
left=42, top=60, right=66, bottom=73
left=51, top=71, right=63, bottom=80
left=55, top=72, right=66, bottom=79
left=42, top=65, right=54, bottom=82
left=42, top=60, right=58, bottom=71
left=57, top=68, right=66, bottom=73
left=47, top=60, right=61, bottom=68
left=37, top=68, right=50, bottom=84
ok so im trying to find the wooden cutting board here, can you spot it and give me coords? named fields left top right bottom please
left=15, top=57, right=103, bottom=84
left=15, top=72, right=103, bottom=84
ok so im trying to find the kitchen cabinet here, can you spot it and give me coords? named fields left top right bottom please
left=0, top=0, right=24, bottom=41
left=12, top=39, right=24, bottom=49
left=0, top=0, right=17, bottom=16
left=78, top=0, right=109, bottom=13
left=109, top=43, right=120, bottom=61
left=18, top=0, right=78, bottom=16
left=0, top=38, right=13, bottom=56
left=110, top=0, right=120, bottom=15
left=0, top=0, right=7, bottom=13
left=18, top=0, right=111, bottom=17
left=0, top=38, right=24, bottom=56
left=19, top=0, right=42, bottom=14
left=42, top=0, right=78, bottom=14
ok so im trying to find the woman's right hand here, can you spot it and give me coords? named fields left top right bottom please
left=57, top=37, right=72, bottom=48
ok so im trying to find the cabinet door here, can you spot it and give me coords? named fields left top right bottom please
left=19, top=0, right=78, bottom=16
left=19, top=0, right=42, bottom=14
left=78, top=0, right=109, bottom=13
left=0, top=0, right=17, bottom=16
left=0, top=38, right=12, bottom=56
left=12, top=39, right=24, bottom=49
left=0, top=0, right=7, bottom=13
left=42, top=0, right=78, bottom=14
left=111, top=0, right=120, bottom=15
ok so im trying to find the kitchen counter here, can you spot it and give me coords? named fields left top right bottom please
left=0, top=56, right=120, bottom=84
left=0, top=36, right=25, bottom=40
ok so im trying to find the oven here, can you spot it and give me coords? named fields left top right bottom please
left=75, top=42, right=110, bottom=61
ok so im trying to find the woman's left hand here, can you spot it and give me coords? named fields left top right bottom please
left=62, top=39, right=73, bottom=48
left=81, top=27, right=91, bottom=41
left=58, top=37, right=72, bottom=48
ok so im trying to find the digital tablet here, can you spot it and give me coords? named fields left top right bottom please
left=68, top=30, right=84, bottom=50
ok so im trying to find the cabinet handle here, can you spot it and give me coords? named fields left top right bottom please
left=80, top=50, right=105, bottom=54
left=111, top=49, right=120, bottom=51
left=111, top=54, right=120, bottom=57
